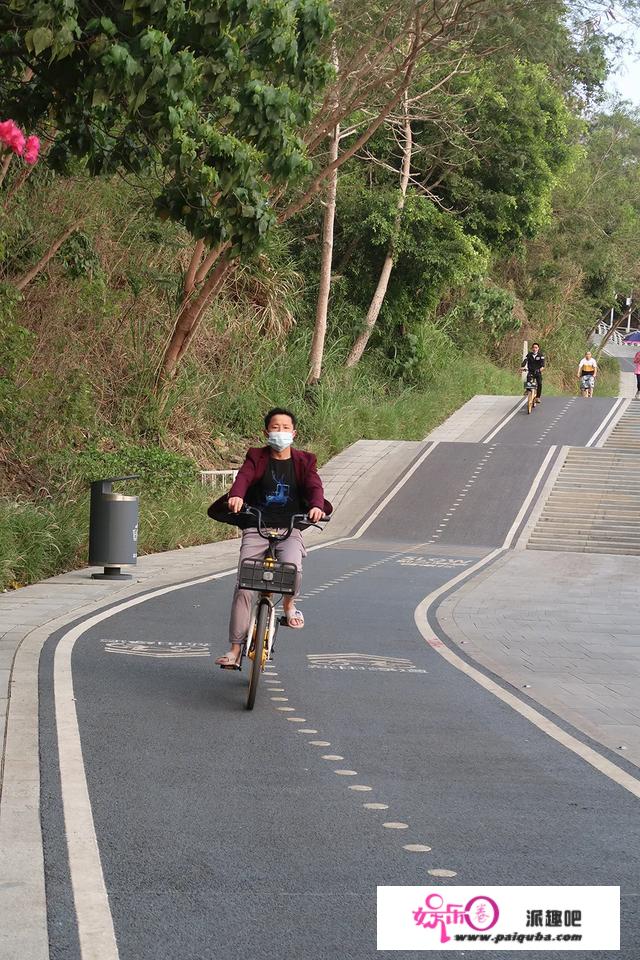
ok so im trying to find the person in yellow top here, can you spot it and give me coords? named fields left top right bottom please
left=578, top=351, right=598, bottom=398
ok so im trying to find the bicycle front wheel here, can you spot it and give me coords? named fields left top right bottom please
left=246, top=601, right=269, bottom=711
left=527, top=389, right=535, bottom=414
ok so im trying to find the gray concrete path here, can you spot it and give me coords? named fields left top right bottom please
left=592, top=336, right=637, bottom=398
left=424, top=394, right=522, bottom=442
left=437, top=550, right=640, bottom=766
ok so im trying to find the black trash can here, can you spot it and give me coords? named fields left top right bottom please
left=88, top=476, right=139, bottom=580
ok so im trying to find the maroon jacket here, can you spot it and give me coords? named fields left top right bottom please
left=208, top=446, right=332, bottom=523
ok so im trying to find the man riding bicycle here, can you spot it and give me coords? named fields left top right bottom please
left=578, top=351, right=597, bottom=398
left=209, top=408, right=331, bottom=668
left=521, top=342, right=545, bottom=403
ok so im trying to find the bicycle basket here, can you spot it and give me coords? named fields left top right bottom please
left=525, top=378, right=537, bottom=391
left=239, top=558, right=297, bottom=594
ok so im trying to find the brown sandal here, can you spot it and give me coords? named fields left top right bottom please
left=215, top=652, right=241, bottom=670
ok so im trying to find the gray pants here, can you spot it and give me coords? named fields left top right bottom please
left=228, top=529, right=306, bottom=644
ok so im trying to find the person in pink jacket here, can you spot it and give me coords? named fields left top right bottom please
left=634, top=351, right=640, bottom=399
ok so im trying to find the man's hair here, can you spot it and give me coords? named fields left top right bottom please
left=264, top=407, right=297, bottom=430
left=532, top=342, right=540, bottom=349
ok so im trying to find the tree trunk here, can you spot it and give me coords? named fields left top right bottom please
left=0, top=154, right=12, bottom=189
left=183, top=239, right=205, bottom=302
left=307, top=46, right=340, bottom=386
left=595, top=308, right=632, bottom=359
left=346, top=93, right=412, bottom=368
left=159, top=240, right=230, bottom=382
left=12, top=221, right=79, bottom=291
left=160, top=255, right=232, bottom=380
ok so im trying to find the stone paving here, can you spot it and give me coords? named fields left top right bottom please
left=436, top=549, right=640, bottom=766
left=593, top=336, right=637, bottom=398
left=424, top=394, right=521, bottom=442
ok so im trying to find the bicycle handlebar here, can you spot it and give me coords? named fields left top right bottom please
left=240, top=505, right=329, bottom=541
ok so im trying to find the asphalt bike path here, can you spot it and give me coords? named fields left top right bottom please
left=38, top=395, right=637, bottom=960
left=480, top=396, right=617, bottom=447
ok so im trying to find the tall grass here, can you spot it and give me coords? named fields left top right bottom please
left=0, top=346, right=519, bottom=589
left=0, top=488, right=234, bottom=590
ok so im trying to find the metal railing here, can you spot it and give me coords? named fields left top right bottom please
left=200, top=469, right=238, bottom=488
left=596, top=321, right=625, bottom=346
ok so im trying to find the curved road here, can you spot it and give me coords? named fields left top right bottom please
left=40, top=396, right=639, bottom=960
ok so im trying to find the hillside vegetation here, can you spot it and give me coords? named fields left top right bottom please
left=1, top=0, right=638, bottom=588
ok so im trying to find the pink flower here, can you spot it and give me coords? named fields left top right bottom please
left=0, top=119, right=26, bottom=156
left=24, top=135, right=40, bottom=165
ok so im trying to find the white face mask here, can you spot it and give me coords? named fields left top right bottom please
left=267, top=431, right=294, bottom=452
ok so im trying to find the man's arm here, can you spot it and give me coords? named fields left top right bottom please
left=228, top=448, right=262, bottom=509
left=303, top=453, right=326, bottom=517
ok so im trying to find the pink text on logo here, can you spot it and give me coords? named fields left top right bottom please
left=412, top=892, right=500, bottom=943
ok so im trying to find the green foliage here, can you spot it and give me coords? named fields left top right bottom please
left=435, top=59, right=573, bottom=252
left=57, top=232, right=103, bottom=279
left=0, top=485, right=233, bottom=589
left=508, top=106, right=640, bottom=338
left=1, top=0, right=333, bottom=254
left=2, top=2, right=640, bottom=589
left=72, top=444, right=199, bottom=494
left=0, top=291, right=33, bottom=422
left=444, top=282, right=520, bottom=356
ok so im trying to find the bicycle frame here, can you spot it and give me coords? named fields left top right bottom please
left=229, top=507, right=327, bottom=709
left=238, top=539, right=281, bottom=674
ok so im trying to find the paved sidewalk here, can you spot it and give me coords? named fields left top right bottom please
left=593, top=336, right=637, bottom=398
left=424, top=394, right=521, bottom=442
left=436, top=549, right=640, bottom=765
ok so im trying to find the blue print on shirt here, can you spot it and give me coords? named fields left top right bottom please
left=263, top=469, right=291, bottom=507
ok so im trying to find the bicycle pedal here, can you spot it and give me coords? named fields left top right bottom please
left=278, top=615, right=289, bottom=627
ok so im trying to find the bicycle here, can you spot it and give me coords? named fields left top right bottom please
left=220, top=505, right=327, bottom=710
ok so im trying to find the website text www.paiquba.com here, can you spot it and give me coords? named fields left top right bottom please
left=454, top=934, right=583, bottom=944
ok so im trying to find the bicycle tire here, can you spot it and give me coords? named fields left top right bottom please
left=246, top=601, right=269, bottom=711
left=527, top=388, right=535, bottom=414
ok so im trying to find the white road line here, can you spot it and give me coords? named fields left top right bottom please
left=479, top=397, right=526, bottom=447
left=586, top=397, right=625, bottom=446
left=481, top=398, right=526, bottom=443
left=53, top=563, right=246, bottom=959
left=502, top=446, right=557, bottom=548
left=414, top=551, right=640, bottom=802
left=416, top=592, right=640, bottom=801
left=347, top=443, right=439, bottom=540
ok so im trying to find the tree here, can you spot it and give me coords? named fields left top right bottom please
left=345, top=92, right=412, bottom=367
left=0, top=2, right=333, bottom=286
left=307, top=43, right=340, bottom=386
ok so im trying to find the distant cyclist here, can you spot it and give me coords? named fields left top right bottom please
left=521, top=343, right=545, bottom=404
left=578, top=351, right=598, bottom=398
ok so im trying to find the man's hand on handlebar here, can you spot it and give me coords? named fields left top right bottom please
left=308, top=507, right=324, bottom=523
left=228, top=496, right=244, bottom=513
